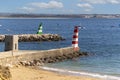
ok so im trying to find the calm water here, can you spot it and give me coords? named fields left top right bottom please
left=0, top=18, right=120, bottom=79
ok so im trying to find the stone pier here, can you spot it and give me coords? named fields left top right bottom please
left=0, top=47, right=88, bottom=66
left=0, top=34, right=65, bottom=42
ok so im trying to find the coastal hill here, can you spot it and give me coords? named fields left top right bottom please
left=0, top=13, right=120, bottom=18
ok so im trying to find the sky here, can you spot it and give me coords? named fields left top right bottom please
left=1, top=0, right=120, bottom=14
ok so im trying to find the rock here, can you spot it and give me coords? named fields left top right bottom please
left=0, top=65, right=11, bottom=80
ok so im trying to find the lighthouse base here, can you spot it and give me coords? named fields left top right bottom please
left=73, top=47, right=80, bottom=51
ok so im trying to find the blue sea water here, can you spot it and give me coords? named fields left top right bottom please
left=0, top=18, right=120, bottom=79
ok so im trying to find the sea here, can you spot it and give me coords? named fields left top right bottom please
left=0, top=18, right=120, bottom=80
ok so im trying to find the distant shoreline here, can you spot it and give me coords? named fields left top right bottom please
left=0, top=14, right=120, bottom=19
left=0, top=17, right=70, bottom=19
left=0, top=17, right=119, bottom=19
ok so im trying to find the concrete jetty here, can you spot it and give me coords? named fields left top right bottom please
left=0, top=47, right=88, bottom=66
left=0, top=34, right=65, bottom=42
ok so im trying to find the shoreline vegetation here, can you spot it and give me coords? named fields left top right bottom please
left=0, top=13, right=120, bottom=19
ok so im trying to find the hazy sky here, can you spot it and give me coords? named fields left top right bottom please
left=1, top=0, right=120, bottom=14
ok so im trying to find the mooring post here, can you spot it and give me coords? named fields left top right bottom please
left=72, top=26, right=79, bottom=51
left=4, top=35, right=18, bottom=52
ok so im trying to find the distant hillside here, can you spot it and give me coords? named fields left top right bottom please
left=0, top=13, right=120, bottom=18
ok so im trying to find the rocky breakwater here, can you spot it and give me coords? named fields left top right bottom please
left=19, top=51, right=88, bottom=66
left=0, top=34, right=65, bottom=42
left=18, top=34, right=65, bottom=42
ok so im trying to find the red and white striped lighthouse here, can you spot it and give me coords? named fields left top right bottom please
left=72, top=26, right=79, bottom=51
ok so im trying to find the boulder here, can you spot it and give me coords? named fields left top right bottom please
left=0, top=65, right=11, bottom=80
